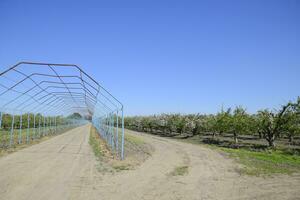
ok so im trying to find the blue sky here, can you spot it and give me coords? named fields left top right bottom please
left=0, top=0, right=299, bottom=115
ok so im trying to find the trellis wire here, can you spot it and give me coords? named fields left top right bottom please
left=0, top=62, right=124, bottom=159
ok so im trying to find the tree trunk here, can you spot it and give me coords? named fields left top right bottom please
left=162, top=127, right=166, bottom=135
left=278, top=132, right=282, bottom=139
left=180, top=130, right=183, bottom=136
left=289, top=135, right=294, bottom=144
left=268, top=139, right=275, bottom=148
left=258, top=131, right=262, bottom=139
left=234, top=132, right=238, bottom=144
left=212, top=132, right=216, bottom=139
left=266, top=133, right=276, bottom=148
left=219, top=131, right=223, bottom=136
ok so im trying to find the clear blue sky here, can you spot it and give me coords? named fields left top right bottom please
left=0, top=0, right=299, bottom=116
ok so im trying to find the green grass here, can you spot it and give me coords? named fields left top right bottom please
left=112, top=164, right=131, bottom=171
left=169, top=166, right=189, bottom=176
left=173, top=135, right=300, bottom=176
left=89, top=127, right=120, bottom=173
left=89, top=128, right=104, bottom=159
left=220, top=148, right=300, bottom=176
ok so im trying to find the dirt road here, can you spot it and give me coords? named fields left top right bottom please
left=0, top=125, right=299, bottom=200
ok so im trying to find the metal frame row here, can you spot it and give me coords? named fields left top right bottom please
left=0, top=62, right=124, bottom=159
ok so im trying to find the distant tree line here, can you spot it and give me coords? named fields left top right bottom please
left=124, top=97, right=300, bottom=148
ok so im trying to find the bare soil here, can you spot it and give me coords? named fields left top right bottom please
left=0, top=125, right=299, bottom=200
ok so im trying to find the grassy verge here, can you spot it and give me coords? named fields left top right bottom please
left=89, top=127, right=152, bottom=173
left=89, top=127, right=115, bottom=173
left=220, top=148, right=300, bottom=176
left=89, top=128, right=105, bottom=158
left=175, top=136, right=300, bottom=176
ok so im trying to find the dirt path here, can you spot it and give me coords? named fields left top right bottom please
left=0, top=126, right=299, bottom=200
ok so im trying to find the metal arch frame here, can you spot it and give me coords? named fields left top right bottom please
left=0, top=62, right=125, bottom=159
left=0, top=70, right=120, bottom=113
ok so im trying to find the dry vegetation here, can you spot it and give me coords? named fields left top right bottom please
left=89, top=127, right=153, bottom=173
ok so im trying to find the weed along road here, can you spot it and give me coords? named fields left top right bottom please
left=0, top=126, right=300, bottom=200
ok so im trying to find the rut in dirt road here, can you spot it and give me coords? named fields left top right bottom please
left=0, top=126, right=300, bottom=200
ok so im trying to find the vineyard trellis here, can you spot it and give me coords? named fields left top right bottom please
left=0, top=62, right=124, bottom=159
